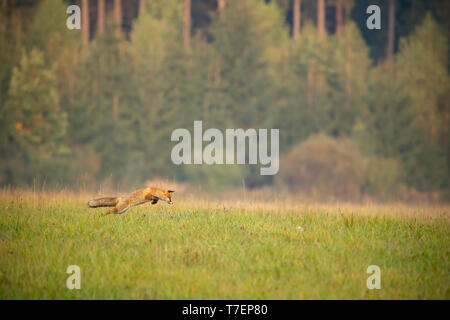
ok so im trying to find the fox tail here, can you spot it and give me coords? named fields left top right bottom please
left=88, top=197, right=118, bottom=208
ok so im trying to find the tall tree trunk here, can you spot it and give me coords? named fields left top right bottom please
left=97, top=0, right=105, bottom=36
left=114, top=0, right=122, bottom=34
left=217, top=0, right=226, bottom=15
left=82, top=0, right=89, bottom=45
left=317, top=0, right=325, bottom=37
left=12, top=9, right=22, bottom=48
left=386, top=0, right=395, bottom=64
left=336, top=0, right=343, bottom=36
left=1, top=0, right=7, bottom=44
left=293, top=0, right=301, bottom=39
left=139, top=0, right=147, bottom=16
left=113, top=0, right=122, bottom=123
left=183, top=0, right=191, bottom=50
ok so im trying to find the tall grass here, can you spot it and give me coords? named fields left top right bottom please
left=0, top=190, right=448, bottom=299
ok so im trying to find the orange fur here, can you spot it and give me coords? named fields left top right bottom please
left=88, top=187, right=174, bottom=216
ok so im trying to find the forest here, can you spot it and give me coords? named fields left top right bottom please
left=0, top=0, right=449, bottom=201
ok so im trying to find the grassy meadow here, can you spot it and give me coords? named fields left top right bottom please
left=0, top=190, right=448, bottom=299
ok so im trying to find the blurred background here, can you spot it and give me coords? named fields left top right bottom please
left=0, top=0, right=448, bottom=202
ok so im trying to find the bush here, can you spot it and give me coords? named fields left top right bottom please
left=276, top=134, right=365, bottom=201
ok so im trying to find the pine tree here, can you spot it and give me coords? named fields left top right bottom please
left=364, top=14, right=449, bottom=196
left=70, top=25, right=143, bottom=185
left=0, top=48, right=68, bottom=185
left=129, top=2, right=189, bottom=179
left=209, top=0, right=286, bottom=128
left=394, top=14, right=449, bottom=192
left=329, top=22, right=370, bottom=137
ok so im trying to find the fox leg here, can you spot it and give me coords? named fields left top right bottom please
left=103, top=207, right=130, bottom=215
left=103, top=199, right=126, bottom=216
left=103, top=208, right=117, bottom=216
left=102, top=199, right=150, bottom=216
left=103, top=205, right=131, bottom=216
left=112, top=199, right=132, bottom=214
left=116, top=206, right=131, bottom=214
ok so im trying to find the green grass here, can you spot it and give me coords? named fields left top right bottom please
left=0, top=192, right=449, bottom=299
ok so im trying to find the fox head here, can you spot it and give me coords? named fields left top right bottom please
left=160, top=189, right=174, bottom=204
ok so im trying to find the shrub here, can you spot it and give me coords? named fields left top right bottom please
left=276, top=134, right=365, bottom=201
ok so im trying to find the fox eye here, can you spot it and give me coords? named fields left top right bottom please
left=168, top=190, right=174, bottom=193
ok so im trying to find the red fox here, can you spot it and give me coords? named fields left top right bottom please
left=88, top=187, right=174, bottom=216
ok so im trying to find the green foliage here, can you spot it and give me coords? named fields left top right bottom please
left=129, top=4, right=203, bottom=180
left=70, top=27, right=145, bottom=185
left=0, top=48, right=68, bottom=186
left=271, top=22, right=321, bottom=152
left=209, top=0, right=286, bottom=128
left=27, top=0, right=79, bottom=62
left=395, top=14, right=449, bottom=191
left=276, top=134, right=366, bottom=201
left=364, top=14, right=449, bottom=194
left=274, top=21, right=370, bottom=155
left=0, top=0, right=448, bottom=200
left=328, top=22, right=370, bottom=136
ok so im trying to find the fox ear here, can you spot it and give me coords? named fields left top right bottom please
left=168, top=190, right=175, bottom=193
